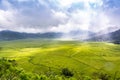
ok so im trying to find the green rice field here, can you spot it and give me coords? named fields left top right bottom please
left=0, top=39, right=120, bottom=79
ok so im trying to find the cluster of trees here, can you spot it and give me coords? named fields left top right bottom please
left=0, top=58, right=75, bottom=80
left=0, top=58, right=120, bottom=80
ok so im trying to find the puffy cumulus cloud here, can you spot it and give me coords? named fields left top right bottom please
left=49, top=0, right=120, bottom=33
left=0, top=0, right=120, bottom=33
left=0, top=0, right=66, bottom=32
left=50, top=10, right=91, bottom=33
left=49, top=0, right=109, bottom=33
left=51, top=10, right=68, bottom=23
left=0, top=0, right=19, bottom=28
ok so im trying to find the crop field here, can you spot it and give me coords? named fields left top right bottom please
left=0, top=39, right=120, bottom=79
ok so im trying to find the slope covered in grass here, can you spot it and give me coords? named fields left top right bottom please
left=0, top=39, right=120, bottom=79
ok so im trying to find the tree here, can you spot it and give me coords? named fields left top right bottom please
left=61, top=68, right=74, bottom=78
left=0, top=58, right=22, bottom=80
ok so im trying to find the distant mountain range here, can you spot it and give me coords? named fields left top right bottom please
left=88, top=29, right=120, bottom=43
left=0, top=30, right=95, bottom=41
left=0, top=30, right=63, bottom=40
left=0, top=29, right=120, bottom=44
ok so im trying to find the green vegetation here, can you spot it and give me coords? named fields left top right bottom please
left=0, top=39, right=120, bottom=80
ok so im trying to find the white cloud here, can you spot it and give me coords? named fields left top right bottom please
left=0, top=10, right=17, bottom=28
left=51, top=10, right=68, bottom=23
left=48, top=0, right=107, bottom=33
left=55, top=0, right=103, bottom=8
left=17, top=0, right=30, bottom=2
left=0, top=0, right=120, bottom=34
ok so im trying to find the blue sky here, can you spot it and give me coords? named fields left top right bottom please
left=0, top=0, right=120, bottom=33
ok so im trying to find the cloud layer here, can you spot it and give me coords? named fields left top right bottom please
left=0, top=0, right=120, bottom=33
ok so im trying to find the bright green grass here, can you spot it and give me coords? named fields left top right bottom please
left=0, top=39, right=120, bottom=78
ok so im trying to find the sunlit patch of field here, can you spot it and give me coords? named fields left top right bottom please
left=0, top=39, right=120, bottom=78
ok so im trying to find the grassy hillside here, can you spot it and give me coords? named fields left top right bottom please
left=0, top=39, right=120, bottom=79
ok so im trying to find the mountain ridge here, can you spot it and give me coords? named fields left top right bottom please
left=0, top=29, right=120, bottom=43
left=0, top=30, right=63, bottom=40
left=88, top=29, right=120, bottom=43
